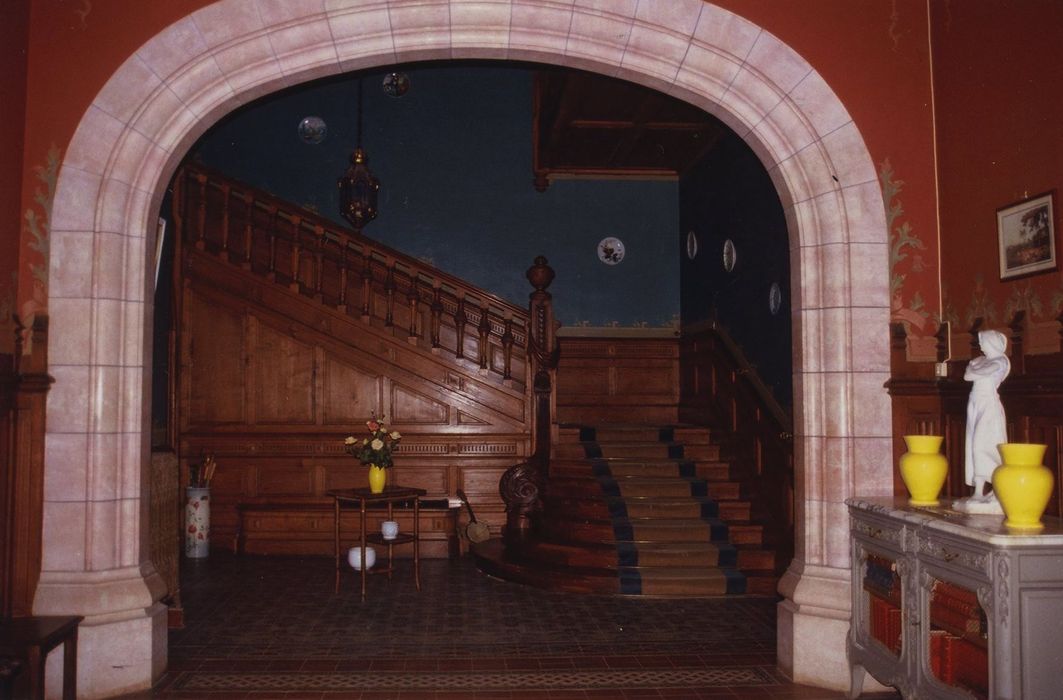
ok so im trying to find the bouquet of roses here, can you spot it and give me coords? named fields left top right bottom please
left=343, top=414, right=401, bottom=468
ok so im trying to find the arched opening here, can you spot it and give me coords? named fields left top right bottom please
left=40, top=2, right=892, bottom=695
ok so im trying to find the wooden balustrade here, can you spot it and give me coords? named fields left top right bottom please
left=173, top=164, right=529, bottom=387
left=888, top=316, right=1063, bottom=517
left=679, top=321, right=794, bottom=571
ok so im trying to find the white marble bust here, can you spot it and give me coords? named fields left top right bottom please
left=953, top=329, right=1009, bottom=513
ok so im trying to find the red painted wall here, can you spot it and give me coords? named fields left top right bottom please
left=932, top=0, right=1063, bottom=344
left=13, top=0, right=943, bottom=350
left=718, top=0, right=940, bottom=349
left=0, top=1, right=30, bottom=353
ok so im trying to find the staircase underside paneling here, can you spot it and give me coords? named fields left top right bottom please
left=178, top=246, right=532, bottom=554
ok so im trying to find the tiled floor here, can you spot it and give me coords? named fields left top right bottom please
left=140, top=552, right=900, bottom=698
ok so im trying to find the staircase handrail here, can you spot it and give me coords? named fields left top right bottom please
left=707, top=319, right=792, bottom=434
left=174, top=163, right=530, bottom=382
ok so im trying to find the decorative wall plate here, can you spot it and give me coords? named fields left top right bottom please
left=686, top=231, right=698, bottom=260
left=297, top=116, right=327, bottom=144
left=769, top=282, right=782, bottom=315
left=722, top=238, right=737, bottom=272
left=597, top=237, right=625, bottom=265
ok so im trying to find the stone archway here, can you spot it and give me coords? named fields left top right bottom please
left=41, top=1, right=892, bottom=696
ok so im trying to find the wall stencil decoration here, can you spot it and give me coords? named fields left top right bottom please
left=881, top=158, right=932, bottom=335
left=1004, top=281, right=1046, bottom=322
left=19, top=144, right=59, bottom=353
left=939, top=283, right=961, bottom=328
left=964, top=273, right=999, bottom=327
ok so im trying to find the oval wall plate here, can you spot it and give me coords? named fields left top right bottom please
left=722, top=238, right=737, bottom=272
left=686, top=230, right=698, bottom=260
left=769, top=282, right=782, bottom=315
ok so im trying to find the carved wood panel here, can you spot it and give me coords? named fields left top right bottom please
left=178, top=250, right=533, bottom=555
left=252, top=319, right=316, bottom=424
left=185, top=290, right=245, bottom=425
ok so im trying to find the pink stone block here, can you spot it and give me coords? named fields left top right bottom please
left=118, top=433, right=144, bottom=501
left=850, top=307, right=891, bottom=373
left=675, top=45, right=740, bottom=103
left=211, top=36, right=283, bottom=93
left=135, top=17, right=211, bottom=80
left=41, top=501, right=87, bottom=571
left=841, top=180, right=889, bottom=244
left=849, top=243, right=890, bottom=308
left=821, top=121, right=877, bottom=188
left=852, top=372, right=892, bottom=438
left=635, top=0, right=701, bottom=34
left=191, top=0, right=265, bottom=47
left=573, top=0, right=636, bottom=17
left=693, top=5, right=759, bottom=61
left=164, top=58, right=236, bottom=118
left=95, top=55, right=164, bottom=124
left=258, top=0, right=328, bottom=24
left=267, top=18, right=339, bottom=74
left=822, top=372, right=853, bottom=437
left=621, top=26, right=687, bottom=82
left=820, top=243, right=852, bottom=309
left=67, top=107, right=126, bottom=177
left=48, top=298, right=92, bottom=366
left=854, top=436, right=896, bottom=496
left=51, top=168, right=103, bottom=234
left=789, top=70, right=850, bottom=140
left=511, top=2, right=572, bottom=52
left=44, top=433, right=89, bottom=502
left=753, top=97, right=817, bottom=166
left=88, top=432, right=120, bottom=501
left=48, top=365, right=92, bottom=434
left=823, top=437, right=854, bottom=503
left=745, top=30, right=811, bottom=95
left=87, top=499, right=120, bottom=571
left=50, top=231, right=95, bottom=298
left=727, top=66, right=783, bottom=129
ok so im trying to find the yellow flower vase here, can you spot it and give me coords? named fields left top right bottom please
left=993, top=443, right=1052, bottom=530
left=367, top=465, right=387, bottom=494
left=899, top=435, right=948, bottom=507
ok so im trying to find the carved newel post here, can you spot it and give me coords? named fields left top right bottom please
left=500, top=257, right=559, bottom=541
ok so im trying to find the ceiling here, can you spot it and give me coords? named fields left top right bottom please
left=532, top=68, right=727, bottom=191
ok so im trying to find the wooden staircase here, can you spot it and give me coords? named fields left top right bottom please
left=475, top=423, right=780, bottom=596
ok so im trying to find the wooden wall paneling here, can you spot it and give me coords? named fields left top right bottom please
left=1, top=349, right=15, bottom=617
left=556, top=337, right=680, bottom=424
left=251, top=318, right=316, bottom=424
left=2, top=317, right=51, bottom=617
left=183, top=288, right=246, bottom=427
left=321, top=355, right=383, bottom=426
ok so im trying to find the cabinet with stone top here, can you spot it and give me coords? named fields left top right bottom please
left=847, top=498, right=1063, bottom=699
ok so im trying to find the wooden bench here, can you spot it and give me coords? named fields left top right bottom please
left=234, top=497, right=459, bottom=558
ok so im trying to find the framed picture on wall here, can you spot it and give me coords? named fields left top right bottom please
left=997, top=191, right=1057, bottom=280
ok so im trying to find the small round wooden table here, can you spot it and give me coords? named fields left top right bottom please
left=328, top=486, right=427, bottom=601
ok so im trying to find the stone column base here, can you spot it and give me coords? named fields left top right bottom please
left=34, top=564, right=168, bottom=698
left=775, top=559, right=888, bottom=693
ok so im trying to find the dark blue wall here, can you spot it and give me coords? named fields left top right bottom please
left=679, top=133, right=792, bottom=407
left=191, top=64, right=679, bottom=330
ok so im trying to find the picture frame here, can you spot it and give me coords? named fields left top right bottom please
left=997, top=191, right=1057, bottom=280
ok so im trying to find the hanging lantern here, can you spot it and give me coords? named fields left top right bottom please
left=338, top=147, right=379, bottom=230
left=338, top=79, right=380, bottom=232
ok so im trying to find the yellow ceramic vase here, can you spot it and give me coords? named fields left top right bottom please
left=899, top=435, right=948, bottom=507
left=992, top=443, right=1052, bottom=530
left=367, top=465, right=387, bottom=494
